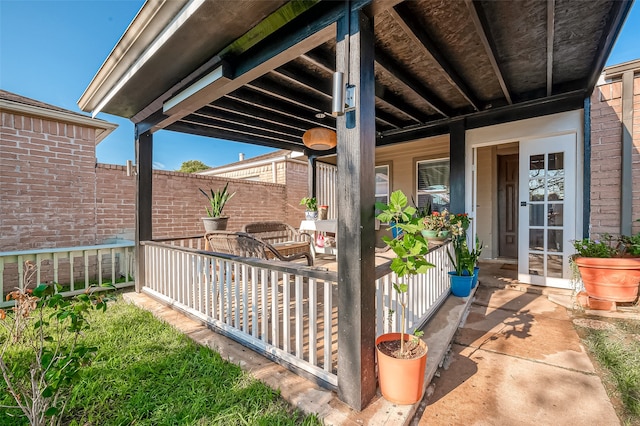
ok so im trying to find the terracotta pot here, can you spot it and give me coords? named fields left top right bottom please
left=376, top=333, right=428, bottom=405
left=575, top=257, right=640, bottom=302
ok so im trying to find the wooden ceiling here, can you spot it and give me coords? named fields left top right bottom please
left=81, top=0, right=632, bottom=153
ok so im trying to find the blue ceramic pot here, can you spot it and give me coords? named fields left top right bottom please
left=472, top=267, right=479, bottom=288
left=449, top=271, right=473, bottom=297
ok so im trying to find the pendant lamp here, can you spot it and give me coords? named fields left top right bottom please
left=302, top=127, right=337, bottom=150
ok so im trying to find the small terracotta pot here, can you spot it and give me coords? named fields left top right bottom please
left=376, top=333, right=428, bottom=405
left=575, top=257, right=640, bottom=302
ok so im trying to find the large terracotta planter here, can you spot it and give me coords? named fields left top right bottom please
left=376, top=333, right=428, bottom=405
left=575, top=257, right=640, bottom=302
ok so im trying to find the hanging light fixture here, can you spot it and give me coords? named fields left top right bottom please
left=302, top=127, right=337, bottom=150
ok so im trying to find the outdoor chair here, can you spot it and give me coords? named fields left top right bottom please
left=241, top=222, right=314, bottom=265
left=205, top=231, right=313, bottom=266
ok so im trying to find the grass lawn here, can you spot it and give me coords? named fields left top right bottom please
left=574, top=317, right=640, bottom=425
left=1, top=297, right=321, bottom=425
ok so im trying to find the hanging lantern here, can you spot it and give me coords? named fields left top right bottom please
left=302, top=127, right=337, bottom=150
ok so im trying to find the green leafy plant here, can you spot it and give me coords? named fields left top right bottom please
left=300, top=197, right=318, bottom=211
left=572, top=220, right=640, bottom=258
left=447, top=236, right=474, bottom=276
left=199, top=183, right=236, bottom=217
left=0, top=262, right=111, bottom=425
left=376, top=190, right=434, bottom=357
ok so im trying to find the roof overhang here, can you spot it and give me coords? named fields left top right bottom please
left=79, top=0, right=633, bottom=152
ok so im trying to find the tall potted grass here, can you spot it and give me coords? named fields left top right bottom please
left=375, top=190, right=433, bottom=404
left=199, top=183, right=236, bottom=232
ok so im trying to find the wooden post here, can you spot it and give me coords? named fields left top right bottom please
left=135, top=127, right=153, bottom=292
left=449, top=119, right=466, bottom=214
left=308, top=154, right=317, bottom=197
left=336, top=7, right=377, bottom=410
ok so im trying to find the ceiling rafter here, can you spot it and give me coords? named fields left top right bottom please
left=375, top=49, right=453, bottom=118
left=245, top=79, right=329, bottom=115
left=389, top=4, right=481, bottom=111
left=192, top=109, right=303, bottom=140
left=465, top=0, right=513, bottom=104
left=547, top=0, right=555, bottom=97
left=300, top=49, right=426, bottom=123
left=270, top=66, right=333, bottom=100
left=226, top=89, right=335, bottom=129
left=203, top=101, right=309, bottom=132
left=168, top=121, right=304, bottom=152
left=179, top=115, right=301, bottom=144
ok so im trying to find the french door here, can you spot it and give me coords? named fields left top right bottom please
left=518, top=134, right=576, bottom=288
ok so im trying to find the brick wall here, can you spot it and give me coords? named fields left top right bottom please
left=96, top=164, right=303, bottom=241
left=590, top=73, right=640, bottom=236
left=0, top=111, right=98, bottom=250
left=1, top=110, right=308, bottom=253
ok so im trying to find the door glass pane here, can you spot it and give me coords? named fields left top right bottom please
left=529, top=155, right=544, bottom=178
left=529, top=179, right=545, bottom=201
left=547, top=255, right=563, bottom=278
left=548, top=177, right=564, bottom=200
left=529, top=229, right=544, bottom=251
left=548, top=230, right=563, bottom=252
left=548, top=152, right=564, bottom=176
left=548, top=204, right=563, bottom=226
left=529, top=204, right=544, bottom=226
left=529, top=253, right=544, bottom=275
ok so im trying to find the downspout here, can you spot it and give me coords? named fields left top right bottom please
left=583, top=96, right=591, bottom=238
left=621, top=70, right=633, bottom=235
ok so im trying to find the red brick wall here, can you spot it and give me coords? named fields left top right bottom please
left=590, top=73, right=640, bottom=236
left=0, top=111, right=98, bottom=250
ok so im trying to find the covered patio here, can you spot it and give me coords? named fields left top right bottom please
left=79, top=0, right=631, bottom=410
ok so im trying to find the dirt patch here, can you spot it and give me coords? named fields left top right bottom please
left=572, top=318, right=616, bottom=331
left=377, top=339, right=427, bottom=359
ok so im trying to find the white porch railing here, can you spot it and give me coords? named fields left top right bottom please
left=141, top=239, right=452, bottom=390
left=143, top=240, right=339, bottom=389
left=0, top=242, right=135, bottom=308
left=375, top=241, right=453, bottom=337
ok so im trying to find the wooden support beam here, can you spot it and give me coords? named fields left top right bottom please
left=390, top=4, right=480, bottom=111
left=375, top=49, right=453, bottom=117
left=546, top=0, right=555, bottom=97
left=465, top=0, right=512, bottom=104
left=336, top=8, right=377, bottom=411
left=135, top=127, right=153, bottom=292
left=449, top=120, right=466, bottom=215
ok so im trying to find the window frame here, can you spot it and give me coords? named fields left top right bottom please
left=415, top=157, right=450, bottom=213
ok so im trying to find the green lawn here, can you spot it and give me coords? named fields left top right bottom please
left=575, top=317, right=640, bottom=425
left=1, top=297, right=321, bottom=426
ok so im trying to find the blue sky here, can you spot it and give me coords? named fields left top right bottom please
left=1, top=0, right=639, bottom=171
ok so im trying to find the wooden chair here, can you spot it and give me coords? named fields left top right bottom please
left=205, top=231, right=313, bottom=266
left=241, top=222, right=313, bottom=265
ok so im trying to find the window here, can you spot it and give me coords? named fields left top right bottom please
left=416, top=159, right=450, bottom=212
left=375, top=165, right=390, bottom=211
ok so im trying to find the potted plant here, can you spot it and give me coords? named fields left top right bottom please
left=447, top=235, right=475, bottom=297
left=300, top=196, right=318, bottom=220
left=375, top=190, right=433, bottom=404
left=199, top=183, right=236, bottom=232
left=571, top=222, right=640, bottom=302
left=421, top=209, right=453, bottom=240
left=468, top=236, right=484, bottom=288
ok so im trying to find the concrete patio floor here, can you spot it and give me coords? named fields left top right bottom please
left=123, top=261, right=625, bottom=425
